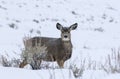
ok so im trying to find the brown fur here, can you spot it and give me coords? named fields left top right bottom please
left=19, top=23, right=77, bottom=69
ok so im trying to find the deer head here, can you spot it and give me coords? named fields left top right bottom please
left=56, top=23, right=78, bottom=41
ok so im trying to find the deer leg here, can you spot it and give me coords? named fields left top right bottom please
left=19, top=59, right=28, bottom=68
left=57, top=60, right=64, bottom=68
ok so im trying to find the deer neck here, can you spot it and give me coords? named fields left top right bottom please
left=62, top=40, right=72, bottom=49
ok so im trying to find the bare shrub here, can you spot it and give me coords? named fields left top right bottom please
left=69, top=56, right=99, bottom=78
left=101, top=48, right=120, bottom=73
left=69, top=58, right=86, bottom=78
left=70, top=64, right=84, bottom=78
left=20, top=36, right=47, bottom=69
left=87, top=58, right=98, bottom=70
left=0, top=55, right=21, bottom=67
left=94, top=27, right=104, bottom=32
left=1, top=55, right=11, bottom=67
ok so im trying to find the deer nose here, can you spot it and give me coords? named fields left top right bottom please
left=64, top=35, right=68, bottom=38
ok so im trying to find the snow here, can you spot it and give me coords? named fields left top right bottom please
left=0, top=66, right=120, bottom=79
left=82, top=70, right=120, bottom=79
left=82, top=70, right=107, bottom=79
left=102, top=74, right=120, bottom=79
left=0, top=0, right=120, bottom=79
left=0, top=66, right=75, bottom=79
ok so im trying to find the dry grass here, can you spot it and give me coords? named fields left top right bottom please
left=101, top=48, right=120, bottom=73
left=0, top=55, right=20, bottom=67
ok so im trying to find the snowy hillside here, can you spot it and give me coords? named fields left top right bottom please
left=0, top=0, right=120, bottom=79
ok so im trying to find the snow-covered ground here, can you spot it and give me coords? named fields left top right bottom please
left=0, top=66, right=75, bottom=79
left=0, top=0, right=120, bottom=79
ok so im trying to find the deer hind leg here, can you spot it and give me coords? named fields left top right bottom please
left=57, top=60, right=64, bottom=68
left=19, top=59, right=28, bottom=68
left=19, top=59, right=41, bottom=70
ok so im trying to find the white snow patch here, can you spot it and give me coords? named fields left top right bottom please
left=0, top=66, right=75, bottom=79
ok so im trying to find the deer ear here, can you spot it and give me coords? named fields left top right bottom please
left=56, top=23, right=63, bottom=30
left=69, top=23, right=78, bottom=30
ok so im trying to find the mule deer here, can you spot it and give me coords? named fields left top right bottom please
left=19, top=23, right=78, bottom=69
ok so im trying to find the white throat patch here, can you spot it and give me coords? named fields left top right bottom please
left=62, top=38, right=70, bottom=41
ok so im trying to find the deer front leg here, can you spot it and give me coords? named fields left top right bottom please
left=57, top=60, right=64, bottom=68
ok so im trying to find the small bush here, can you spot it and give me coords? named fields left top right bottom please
left=101, top=48, right=120, bottom=73
left=69, top=58, right=86, bottom=78
left=0, top=55, right=21, bottom=67
left=21, top=37, right=47, bottom=69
